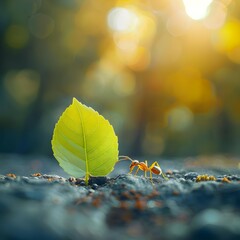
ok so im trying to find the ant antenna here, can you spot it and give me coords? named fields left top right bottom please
left=118, top=155, right=134, bottom=162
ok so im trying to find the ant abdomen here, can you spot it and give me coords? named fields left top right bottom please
left=151, top=166, right=162, bottom=175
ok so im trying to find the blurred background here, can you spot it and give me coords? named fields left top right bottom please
left=1, top=0, right=240, bottom=158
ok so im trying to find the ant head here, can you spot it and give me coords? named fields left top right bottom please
left=132, top=160, right=139, bottom=165
left=129, top=160, right=139, bottom=169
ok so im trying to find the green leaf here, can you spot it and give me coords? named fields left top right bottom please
left=51, top=98, right=119, bottom=184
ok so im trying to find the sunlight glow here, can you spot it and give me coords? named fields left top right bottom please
left=183, top=0, right=213, bottom=20
left=107, top=6, right=156, bottom=71
left=214, top=19, right=240, bottom=64
left=107, top=7, right=139, bottom=32
left=203, top=2, right=227, bottom=29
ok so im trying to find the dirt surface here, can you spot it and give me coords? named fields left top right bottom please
left=0, top=155, right=240, bottom=240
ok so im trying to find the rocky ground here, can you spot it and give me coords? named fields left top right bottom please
left=0, top=155, right=240, bottom=240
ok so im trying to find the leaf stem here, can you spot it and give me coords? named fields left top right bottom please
left=85, top=173, right=89, bottom=185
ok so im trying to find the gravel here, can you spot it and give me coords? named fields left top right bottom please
left=0, top=167, right=240, bottom=240
left=0, top=155, right=240, bottom=239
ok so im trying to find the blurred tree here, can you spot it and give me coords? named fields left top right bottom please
left=0, top=0, right=240, bottom=157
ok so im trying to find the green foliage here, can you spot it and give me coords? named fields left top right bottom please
left=51, top=98, right=119, bottom=184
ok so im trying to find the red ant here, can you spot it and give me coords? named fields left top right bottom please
left=119, top=156, right=169, bottom=182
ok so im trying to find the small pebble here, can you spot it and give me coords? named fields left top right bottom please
left=175, top=174, right=182, bottom=178
left=92, top=184, right=98, bottom=190
left=24, top=178, right=48, bottom=185
left=6, top=173, right=17, bottom=178
left=88, top=189, right=95, bottom=194
left=75, top=178, right=85, bottom=186
left=216, top=177, right=222, bottom=182
left=68, top=177, right=76, bottom=182
left=231, top=175, right=240, bottom=181
left=222, top=177, right=231, bottom=183
left=42, top=174, right=63, bottom=180
left=184, top=172, right=199, bottom=180
left=22, top=176, right=30, bottom=183
left=166, top=170, right=173, bottom=175
left=178, top=178, right=186, bottom=182
left=89, top=176, right=108, bottom=185
left=31, top=173, right=42, bottom=177
left=5, top=176, right=15, bottom=182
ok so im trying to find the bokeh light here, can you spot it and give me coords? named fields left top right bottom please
left=1, top=0, right=240, bottom=156
left=203, top=1, right=227, bottom=29
left=213, top=18, right=240, bottom=64
left=4, top=25, right=29, bottom=49
left=4, top=70, right=40, bottom=106
left=107, top=7, right=139, bottom=32
left=107, top=5, right=156, bottom=71
left=182, top=0, right=213, bottom=20
left=167, top=106, right=194, bottom=132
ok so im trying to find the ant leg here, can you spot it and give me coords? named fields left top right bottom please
left=150, top=170, right=153, bottom=184
left=145, top=161, right=154, bottom=183
left=149, top=161, right=158, bottom=168
left=144, top=160, right=148, bottom=178
left=134, top=166, right=140, bottom=176
left=128, top=165, right=135, bottom=174
left=161, top=172, right=169, bottom=180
